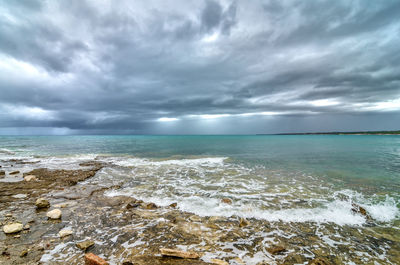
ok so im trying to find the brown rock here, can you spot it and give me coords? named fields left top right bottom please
left=142, top=202, right=158, bottom=209
left=221, top=198, right=232, bottom=204
left=20, top=249, right=28, bottom=257
left=169, top=202, right=178, bottom=208
left=308, top=257, right=332, bottom=265
left=160, top=248, right=200, bottom=259
left=10, top=171, right=20, bottom=175
left=35, top=198, right=50, bottom=208
left=267, top=246, right=286, bottom=255
left=85, top=253, right=109, bottom=265
left=239, top=218, right=249, bottom=227
left=126, top=203, right=140, bottom=209
left=76, top=240, right=95, bottom=251
left=0, top=170, right=5, bottom=176
left=24, top=175, right=37, bottom=182
left=351, top=203, right=368, bottom=216
left=211, top=258, right=229, bottom=265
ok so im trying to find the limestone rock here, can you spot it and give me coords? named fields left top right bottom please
left=142, top=202, right=158, bottom=209
left=59, top=229, right=73, bottom=237
left=267, top=246, right=286, bottom=255
left=211, top=259, right=229, bottom=265
left=85, top=253, right=109, bottom=265
left=308, top=257, right=332, bottom=265
left=35, top=198, right=50, bottom=208
left=24, top=175, right=37, bottom=181
left=76, top=240, right=95, bottom=250
left=47, top=209, right=62, bottom=219
left=239, top=217, right=249, bottom=227
left=20, top=249, right=28, bottom=257
left=169, top=202, right=178, bottom=208
left=221, top=198, right=232, bottom=204
left=3, top=223, right=23, bottom=234
left=160, top=248, right=200, bottom=259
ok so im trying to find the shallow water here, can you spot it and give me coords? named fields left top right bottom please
left=0, top=135, right=399, bottom=264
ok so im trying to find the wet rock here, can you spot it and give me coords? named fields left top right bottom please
left=267, top=246, right=286, bottom=255
left=351, top=203, right=368, bottom=217
left=24, top=175, right=37, bottom=181
left=5, top=213, right=12, bottom=217
left=0, top=170, right=5, bottom=176
left=46, top=209, right=62, bottom=219
left=76, top=240, right=95, bottom=251
left=10, top=171, right=20, bottom=175
left=169, top=202, right=178, bottom=208
left=23, top=224, right=30, bottom=230
left=160, top=248, right=200, bottom=259
left=126, top=203, right=140, bottom=209
left=142, top=202, right=158, bottom=210
left=308, top=257, right=332, bottom=265
left=85, top=253, right=109, bottom=265
left=211, top=258, right=229, bottom=265
left=35, top=198, right=50, bottom=208
left=59, top=229, right=73, bottom=237
left=239, top=218, right=250, bottom=227
left=3, top=223, right=23, bottom=234
left=189, top=215, right=202, bottom=222
left=221, top=198, right=232, bottom=204
left=19, top=249, right=28, bottom=257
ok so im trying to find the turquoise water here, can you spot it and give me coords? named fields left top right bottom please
left=1, top=135, right=399, bottom=184
left=1, top=135, right=399, bottom=225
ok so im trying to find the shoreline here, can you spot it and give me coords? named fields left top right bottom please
left=0, top=158, right=399, bottom=264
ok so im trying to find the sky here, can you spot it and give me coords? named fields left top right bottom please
left=0, top=0, right=400, bottom=135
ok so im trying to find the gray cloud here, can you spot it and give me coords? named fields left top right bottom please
left=0, top=0, right=399, bottom=134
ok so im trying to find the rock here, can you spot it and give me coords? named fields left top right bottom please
left=267, top=246, right=286, bottom=255
left=35, top=198, right=50, bottom=208
left=169, top=202, right=178, bottom=208
left=9, top=171, right=20, bottom=175
left=126, top=203, right=140, bottom=209
left=239, top=217, right=249, bottom=227
left=46, top=209, right=62, bottom=219
left=351, top=203, right=368, bottom=217
left=189, top=215, right=202, bottom=222
left=23, top=224, right=30, bottom=230
left=3, top=223, right=23, bottom=234
left=122, top=261, right=133, bottom=265
left=142, top=202, right=158, bottom=209
left=211, top=259, right=229, bottom=265
left=5, top=213, right=12, bottom=217
left=160, top=248, right=200, bottom=259
left=85, top=253, right=109, bottom=265
left=20, top=249, right=28, bottom=257
left=0, top=170, right=5, bottom=176
left=59, top=229, right=73, bottom=237
left=14, top=234, right=21, bottom=238
left=76, top=240, right=95, bottom=251
left=308, top=257, right=332, bottom=265
left=24, top=175, right=37, bottom=181
left=221, top=198, right=232, bottom=204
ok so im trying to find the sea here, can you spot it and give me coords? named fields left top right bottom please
left=0, top=135, right=399, bottom=264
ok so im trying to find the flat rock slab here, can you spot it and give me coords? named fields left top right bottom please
left=124, top=256, right=211, bottom=265
left=85, top=253, right=109, bottom=265
left=77, top=240, right=95, bottom=250
left=160, top=248, right=200, bottom=259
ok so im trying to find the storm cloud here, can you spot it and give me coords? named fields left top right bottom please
left=0, top=0, right=399, bottom=134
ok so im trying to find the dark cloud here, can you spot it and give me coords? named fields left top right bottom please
left=0, top=0, right=399, bottom=134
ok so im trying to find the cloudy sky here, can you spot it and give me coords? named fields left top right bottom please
left=1, top=0, right=400, bottom=135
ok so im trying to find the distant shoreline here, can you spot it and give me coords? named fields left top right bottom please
left=259, top=130, right=400, bottom=135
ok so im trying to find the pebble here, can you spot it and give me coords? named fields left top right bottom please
left=221, top=198, right=232, bottom=204
left=23, top=224, right=30, bottom=230
left=35, top=198, right=50, bottom=209
left=24, top=175, right=38, bottom=181
left=3, top=223, right=23, bottom=234
left=239, top=217, right=250, bottom=227
left=20, top=249, right=28, bottom=257
left=46, top=209, right=62, bottom=219
left=267, top=246, right=286, bottom=255
left=76, top=240, right=95, bottom=250
left=10, top=171, right=20, bottom=175
left=59, top=229, right=73, bottom=237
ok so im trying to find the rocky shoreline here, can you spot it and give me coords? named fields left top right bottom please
left=0, top=159, right=399, bottom=264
